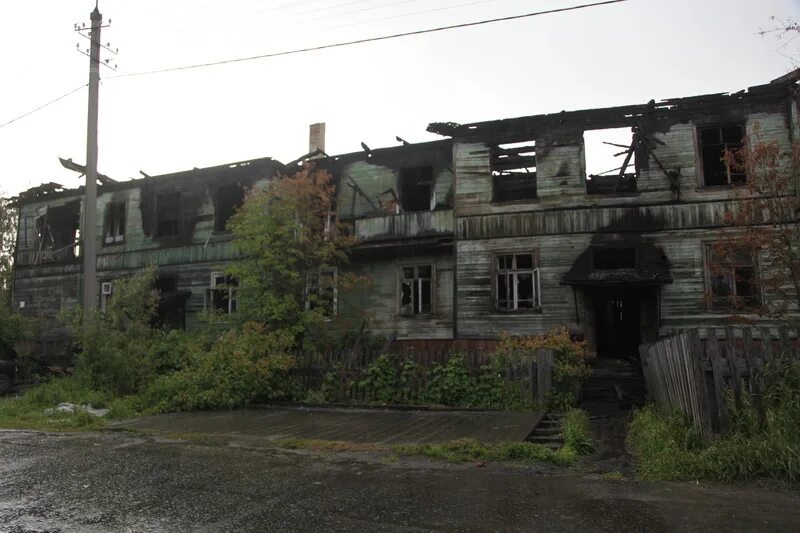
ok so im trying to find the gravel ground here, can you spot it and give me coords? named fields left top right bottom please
left=0, top=429, right=798, bottom=532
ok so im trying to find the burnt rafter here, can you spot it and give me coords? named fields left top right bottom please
left=58, top=157, right=116, bottom=185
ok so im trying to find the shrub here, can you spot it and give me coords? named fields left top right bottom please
left=496, top=327, right=593, bottom=411
left=142, top=323, right=298, bottom=412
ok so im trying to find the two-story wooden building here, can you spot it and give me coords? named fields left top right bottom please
left=12, top=73, right=800, bottom=360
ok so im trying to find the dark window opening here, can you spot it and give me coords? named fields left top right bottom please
left=584, top=128, right=638, bottom=194
left=156, top=192, right=181, bottom=238
left=707, top=246, right=760, bottom=310
left=496, top=253, right=540, bottom=310
left=399, top=166, right=434, bottom=212
left=33, top=201, right=81, bottom=261
left=306, top=270, right=337, bottom=317
left=214, top=184, right=245, bottom=233
left=205, top=273, right=238, bottom=314
left=400, top=265, right=432, bottom=316
left=592, top=248, right=636, bottom=270
left=104, top=201, right=126, bottom=244
left=491, top=141, right=537, bottom=202
left=699, top=124, right=745, bottom=187
left=154, top=276, right=186, bottom=330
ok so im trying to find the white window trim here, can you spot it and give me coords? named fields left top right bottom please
left=398, top=263, right=435, bottom=317
left=204, top=271, right=238, bottom=314
left=494, top=252, right=541, bottom=311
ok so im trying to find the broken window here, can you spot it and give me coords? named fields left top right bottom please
left=214, top=183, right=245, bottom=233
left=104, top=201, right=126, bottom=244
left=491, top=141, right=537, bottom=202
left=706, top=245, right=760, bottom=310
left=306, top=269, right=337, bottom=318
left=699, top=124, right=745, bottom=186
left=399, top=166, right=434, bottom=212
left=156, top=191, right=180, bottom=238
left=592, top=248, right=636, bottom=270
left=496, top=253, right=541, bottom=311
left=400, top=265, right=432, bottom=316
left=32, top=201, right=81, bottom=261
left=584, top=128, right=638, bottom=194
left=204, top=272, right=239, bottom=315
left=155, top=275, right=186, bottom=330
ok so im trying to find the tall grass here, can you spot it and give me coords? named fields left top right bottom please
left=628, top=357, right=800, bottom=485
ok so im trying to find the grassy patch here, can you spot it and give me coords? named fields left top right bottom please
left=602, top=471, right=625, bottom=481
left=0, top=377, right=134, bottom=431
left=562, top=408, right=595, bottom=455
left=395, top=438, right=579, bottom=467
left=274, top=438, right=384, bottom=453
left=627, top=404, right=800, bottom=485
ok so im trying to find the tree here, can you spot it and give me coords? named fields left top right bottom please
left=226, top=164, right=356, bottom=343
left=0, top=195, right=22, bottom=360
left=712, top=123, right=800, bottom=323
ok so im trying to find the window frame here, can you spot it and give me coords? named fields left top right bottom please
left=397, top=263, right=435, bottom=317
left=103, top=200, right=127, bottom=245
left=703, top=243, right=761, bottom=311
left=696, top=123, right=747, bottom=188
left=305, top=268, right=338, bottom=318
left=493, top=250, right=542, bottom=312
left=204, top=271, right=239, bottom=315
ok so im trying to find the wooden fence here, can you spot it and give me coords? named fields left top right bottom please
left=292, top=348, right=556, bottom=406
left=640, top=326, right=799, bottom=438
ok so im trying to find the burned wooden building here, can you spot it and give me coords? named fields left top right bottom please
left=11, top=73, right=800, bottom=360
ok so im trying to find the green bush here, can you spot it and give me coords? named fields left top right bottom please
left=562, top=408, right=595, bottom=455
left=142, top=323, right=298, bottom=412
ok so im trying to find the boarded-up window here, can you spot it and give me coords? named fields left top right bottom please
left=156, top=192, right=180, bottom=238
left=699, top=124, right=745, bottom=186
left=491, top=141, right=537, bottom=202
left=104, top=201, right=126, bottom=244
left=400, top=265, right=432, bottom=316
left=399, top=167, right=434, bottom=212
left=496, top=253, right=540, bottom=310
left=706, top=245, right=759, bottom=310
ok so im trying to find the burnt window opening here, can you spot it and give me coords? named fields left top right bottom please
left=699, top=124, right=746, bottom=187
left=104, top=201, right=126, bottom=244
left=399, top=166, right=434, bottom=212
left=496, top=253, right=541, bottom=311
left=706, top=246, right=760, bottom=310
left=155, top=275, right=186, bottom=330
left=214, top=183, right=245, bottom=233
left=491, top=141, right=537, bottom=202
left=33, top=202, right=81, bottom=261
left=584, top=128, right=638, bottom=194
left=204, top=272, right=239, bottom=315
left=400, top=265, right=432, bottom=316
left=306, top=269, right=337, bottom=318
left=592, top=248, right=636, bottom=270
left=156, top=191, right=181, bottom=238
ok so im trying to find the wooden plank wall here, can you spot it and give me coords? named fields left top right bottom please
left=640, top=327, right=799, bottom=439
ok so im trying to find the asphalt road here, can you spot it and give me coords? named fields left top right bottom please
left=0, top=429, right=798, bottom=532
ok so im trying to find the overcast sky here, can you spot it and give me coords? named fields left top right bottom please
left=2, top=0, right=799, bottom=196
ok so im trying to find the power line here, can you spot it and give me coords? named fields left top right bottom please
left=111, top=0, right=627, bottom=79
left=323, top=0, right=507, bottom=32
left=0, top=85, right=87, bottom=131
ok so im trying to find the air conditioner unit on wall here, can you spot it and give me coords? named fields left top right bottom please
left=101, top=282, right=113, bottom=295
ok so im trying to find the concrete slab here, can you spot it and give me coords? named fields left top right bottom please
left=114, top=405, right=544, bottom=445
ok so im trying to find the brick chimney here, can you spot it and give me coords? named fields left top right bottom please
left=309, top=122, right=326, bottom=155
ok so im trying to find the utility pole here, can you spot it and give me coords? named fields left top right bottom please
left=74, top=2, right=119, bottom=319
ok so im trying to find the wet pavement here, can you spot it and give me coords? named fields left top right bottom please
left=113, top=405, right=544, bottom=445
left=1, top=429, right=799, bottom=532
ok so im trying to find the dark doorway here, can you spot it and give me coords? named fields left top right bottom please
left=593, top=290, right=641, bottom=359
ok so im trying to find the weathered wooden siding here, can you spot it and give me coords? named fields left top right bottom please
left=342, top=253, right=454, bottom=340
left=354, top=210, right=453, bottom=241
